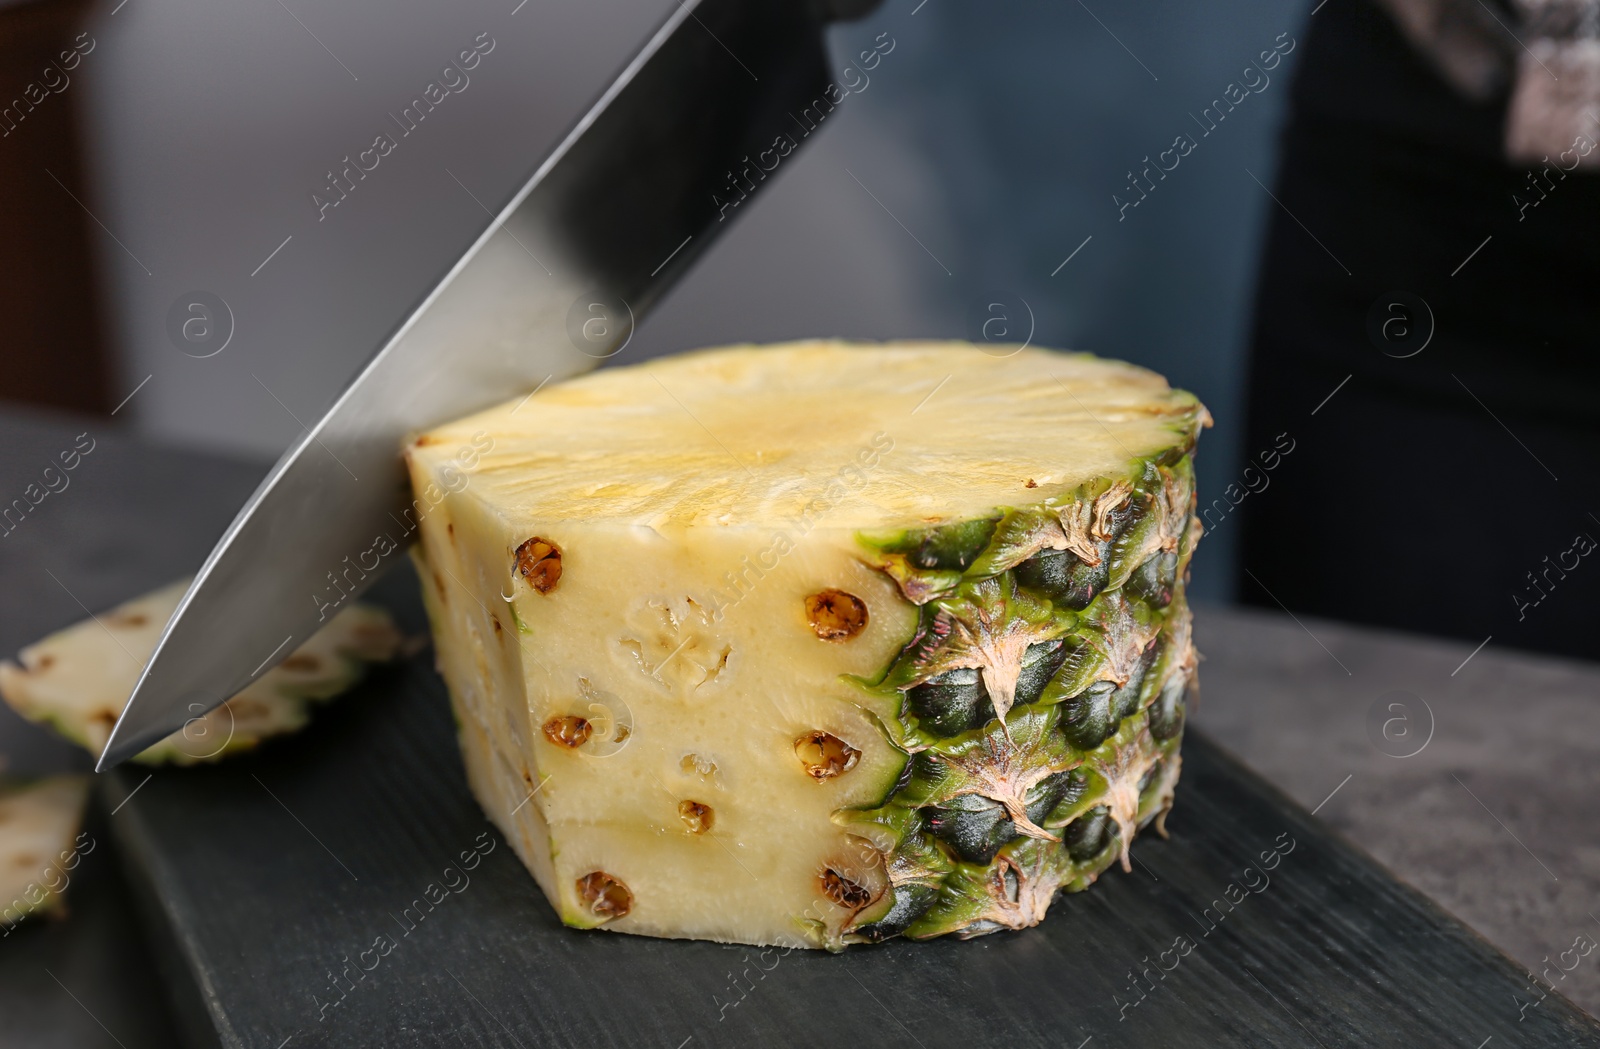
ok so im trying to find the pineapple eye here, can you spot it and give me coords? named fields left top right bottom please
left=576, top=871, right=632, bottom=919
left=514, top=536, right=563, bottom=593
left=794, top=731, right=860, bottom=780
left=803, top=589, right=868, bottom=640
left=677, top=800, right=714, bottom=834
left=680, top=753, right=718, bottom=778
left=819, top=867, right=873, bottom=909
left=542, top=715, right=592, bottom=748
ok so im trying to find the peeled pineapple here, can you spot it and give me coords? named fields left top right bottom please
left=0, top=581, right=403, bottom=765
left=406, top=340, right=1206, bottom=948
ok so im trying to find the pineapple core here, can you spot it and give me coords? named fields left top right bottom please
left=406, top=340, right=1206, bottom=948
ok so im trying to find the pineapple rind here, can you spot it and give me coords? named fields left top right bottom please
left=840, top=453, right=1199, bottom=944
left=0, top=581, right=403, bottom=765
left=0, top=775, right=90, bottom=928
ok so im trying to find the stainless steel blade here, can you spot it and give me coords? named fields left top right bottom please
left=99, top=0, right=879, bottom=768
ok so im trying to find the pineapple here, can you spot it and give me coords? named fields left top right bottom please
left=0, top=776, right=90, bottom=930
left=0, top=581, right=403, bottom=765
left=406, top=340, right=1206, bottom=948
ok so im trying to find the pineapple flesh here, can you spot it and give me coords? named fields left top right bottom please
left=406, top=340, right=1206, bottom=948
left=0, top=581, right=403, bottom=765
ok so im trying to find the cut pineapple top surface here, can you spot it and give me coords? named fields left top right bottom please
left=412, top=341, right=1207, bottom=528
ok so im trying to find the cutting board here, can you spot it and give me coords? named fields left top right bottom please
left=104, top=567, right=1600, bottom=1049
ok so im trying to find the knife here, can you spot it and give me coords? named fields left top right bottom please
left=99, top=0, right=882, bottom=769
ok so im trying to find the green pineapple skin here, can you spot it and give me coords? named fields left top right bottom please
left=836, top=450, right=1200, bottom=946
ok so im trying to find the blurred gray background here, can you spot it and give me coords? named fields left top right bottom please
left=74, top=0, right=1299, bottom=601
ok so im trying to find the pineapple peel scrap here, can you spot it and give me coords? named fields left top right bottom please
left=0, top=579, right=405, bottom=766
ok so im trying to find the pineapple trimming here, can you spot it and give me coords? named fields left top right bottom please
left=0, top=581, right=403, bottom=765
left=406, top=341, right=1206, bottom=948
left=0, top=777, right=90, bottom=930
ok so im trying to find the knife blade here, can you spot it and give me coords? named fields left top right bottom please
left=99, top=0, right=881, bottom=769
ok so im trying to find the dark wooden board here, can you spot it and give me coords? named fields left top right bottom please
left=0, top=404, right=273, bottom=1049
left=102, top=567, right=1600, bottom=1049
left=0, top=803, right=183, bottom=1049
